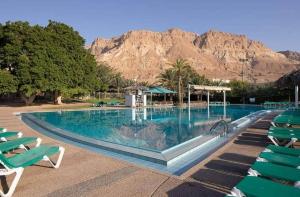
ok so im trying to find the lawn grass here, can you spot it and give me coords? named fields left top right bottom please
left=40, top=97, right=125, bottom=110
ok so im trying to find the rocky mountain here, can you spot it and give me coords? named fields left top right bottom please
left=278, top=50, right=300, bottom=62
left=89, top=28, right=300, bottom=83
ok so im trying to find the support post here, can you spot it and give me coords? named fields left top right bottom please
left=207, top=91, right=210, bottom=106
left=207, top=91, right=210, bottom=118
left=188, top=104, right=191, bottom=127
left=223, top=91, right=226, bottom=106
left=188, top=84, right=191, bottom=107
left=223, top=90, right=226, bottom=119
left=295, top=85, right=299, bottom=108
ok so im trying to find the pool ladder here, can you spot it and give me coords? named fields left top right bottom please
left=209, top=119, right=229, bottom=136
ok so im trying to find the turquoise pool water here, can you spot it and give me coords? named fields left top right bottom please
left=29, top=105, right=264, bottom=152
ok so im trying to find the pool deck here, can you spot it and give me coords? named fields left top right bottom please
left=0, top=104, right=283, bottom=196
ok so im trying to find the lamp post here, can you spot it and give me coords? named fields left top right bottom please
left=239, top=58, right=248, bottom=104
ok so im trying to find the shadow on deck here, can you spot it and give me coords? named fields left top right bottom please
left=163, top=112, right=279, bottom=197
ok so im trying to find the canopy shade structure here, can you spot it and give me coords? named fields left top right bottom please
left=144, top=86, right=176, bottom=105
left=188, top=85, right=231, bottom=109
left=144, top=87, right=176, bottom=94
left=191, top=85, right=231, bottom=92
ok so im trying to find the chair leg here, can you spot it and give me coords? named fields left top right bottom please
left=262, top=148, right=272, bottom=153
left=231, top=187, right=245, bottom=197
left=271, top=122, right=276, bottom=127
left=268, top=136, right=279, bottom=146
left=256, top=157, right=267, bottom=162
left=18, top=138, right=42, bottom=151
left=285, top=138, right=297, bottom=147
left=34, top=138, right=42, bottom=147
left=248, top=168, right=260, bottom=176
left=43, top=147, right=65, bottom=169
left=0, top=168, right=24, bottom=197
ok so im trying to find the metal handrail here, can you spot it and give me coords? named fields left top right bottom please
left=209, top=119, right=228, bottom=136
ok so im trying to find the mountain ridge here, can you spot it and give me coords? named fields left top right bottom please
left=89, top=28, right=300, bottom=83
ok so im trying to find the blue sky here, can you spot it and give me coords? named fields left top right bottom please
left=1, top=0, right=299, bottom=51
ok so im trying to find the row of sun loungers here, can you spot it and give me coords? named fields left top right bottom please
left=93, top=100, right=123, bottom=107
left=227, top=108, right=300, bottom=197
left=0, top=127, right=65, bottom=197
left=263, top=101, right=291, bottom=108
left=209, top=101, right=230, bottom=106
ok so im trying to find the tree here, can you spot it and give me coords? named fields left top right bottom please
left=0, top=22, right=47, bottom=104
left=169, top=59, right=190, bottom=105
left=228, top=80, right=250, bottom=102
left=96, top=63, right=115, bottom=92
left=45, top=21, right=98, bottom=104
left=158, top=69, right=177, bottom=91
left=0, top=69, right=18, bottom=95
left=158, top=59, right=210, bottom=105
left=0, top=21, right=98, bottom=105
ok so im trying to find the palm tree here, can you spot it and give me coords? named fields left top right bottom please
left=172, top=59, right=191, bottom=105
left=158, top=69, right=177, bottom=90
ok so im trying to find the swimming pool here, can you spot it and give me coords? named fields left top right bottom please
left=22, top=105, right=268, bottom=174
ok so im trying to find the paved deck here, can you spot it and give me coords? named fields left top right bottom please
left=0, top=105, right=278, bottom=197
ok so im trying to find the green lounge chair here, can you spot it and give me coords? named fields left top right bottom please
left=0, top=128, right=7, bottom=132
left=0, top=137, right=41, bottom=153
left=257, top=152, right=300, bottom=168
left=248, top=161, right=300, bottom=186
left=269, top=126, right=300, bottom=133
left=0, top=131, right=22, bottom=141
left=264, top=145, right=300, bottom=157
left=0, top=145, right=65, bottom=197
left=95, top=101, right=106, bottom=107
left=268, top=131, right=300, bottom=147
left=107, top=100, right=119, bottom=106
left=272, top=114, right=300, bottom=127
left=229, top=176, right=300, bottom=197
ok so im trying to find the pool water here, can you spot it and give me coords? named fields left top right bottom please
left=30, top=105, right=264, bottom=152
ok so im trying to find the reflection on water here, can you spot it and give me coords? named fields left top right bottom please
left=32, top=105, right=264, bottom=152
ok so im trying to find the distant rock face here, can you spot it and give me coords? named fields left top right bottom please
left=89, top=28, right=300, bottom=83
left=278, top=50, right=300, bottom=61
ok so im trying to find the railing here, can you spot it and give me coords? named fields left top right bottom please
left=209, top=119, right=229, bottom=137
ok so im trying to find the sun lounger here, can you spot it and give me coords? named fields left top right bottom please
left=269, top=126, right=300, bottom=133
left=95, top=101, right=106, bottom=107
left=264, top=145, right=300, bottom=157
left=0, top=131, right=22, bottom=141
left=0, top=137, right=41, bottom=153
left=257, top=152, right=300, bottom=168
left=248, top=161, right=300, bottom=186
left=107, top=100, right=120, bottom=106
left=268, top=131, right=300, bottom=147
left=272, top=114, right=300, bottom=127
left=0, top=128, right=7, bottom=132
left=229, top=176, right=300, bottom=197
left=0, top=145, right=65, bottom=197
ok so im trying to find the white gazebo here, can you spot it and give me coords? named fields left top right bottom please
left=187, top=85, right=231, bottom=107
